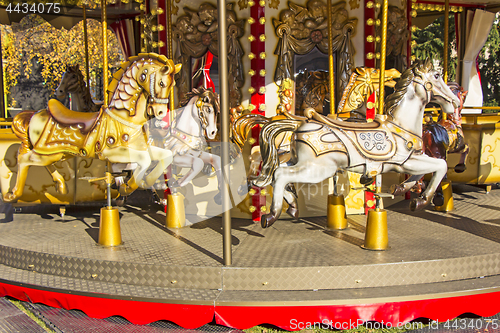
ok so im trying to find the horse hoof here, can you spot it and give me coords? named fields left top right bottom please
left=261, top=213, right=277, bottom=228
left=360, top=175, right=374, bottom=186
left=2, top=193, right=18, bottom=203
left=391, top=184, right=406, bottom=196
left=286, top=204, right=299, bottom=220
left=454, top=163, right=466, bottom=173
left=433, top=193, right=444, bottom=207
left=410, top=196, right=429, bottom=211
left=57, top=184, right=68, bottom=195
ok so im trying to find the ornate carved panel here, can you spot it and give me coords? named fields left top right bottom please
left=273, top=0, right=357, bottom=113
left=378, top=5, right=409, bottom=72
left=173, top=3, right=245, bottom=107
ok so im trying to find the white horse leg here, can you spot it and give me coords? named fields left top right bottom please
left=399, top=154, right=448, bottom=210
left=199, top=152, right=222, bottom=204
left=262, top=149, right=340, bottom=228
left=171, top=154, right=204, bottom=187
left=143, top=146, right=173, bottom=187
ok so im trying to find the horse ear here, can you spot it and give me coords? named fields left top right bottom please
left=175, top=63, right=182, bottom=74
left=424, top=58, right=432, bottom=70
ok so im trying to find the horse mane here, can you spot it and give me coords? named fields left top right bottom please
left=385, top=59, right=432, bottom=116
left=106, top=53, right=171, bottom=105
left=180, top=87, right=220, bottom=114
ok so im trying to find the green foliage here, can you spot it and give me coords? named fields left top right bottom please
left=411, top=15, right=457, bottom=82
left=478, top=13, right=500, bottom=109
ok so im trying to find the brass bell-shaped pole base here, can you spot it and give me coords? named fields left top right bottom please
left=435, top=180, right=454, bottom=212
left=98, top=206, right=122, bottom=246
left=327, top=194, right=347, bottom=230
left=362, top=208, right=389, bottom=251
left=166, top=192, right=186, bottom=228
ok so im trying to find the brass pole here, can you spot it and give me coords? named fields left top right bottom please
left=444, top=0, right=449, bottom=84
left=0, top=30, right=5, bottom=118
left=217, top=0, right=232, bottom=266
left=166, top=0, right=175, bottom=112
left=101, top=0, right=109, bottom=106
left=443, top=0, right=450, bottom=120
left=83, top=5, right=90, bottom=90
left=377, top=0, right=389, bottom=115
left=327, top=0, right=335, bottom=114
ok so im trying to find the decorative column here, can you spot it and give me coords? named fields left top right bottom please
left=248, top=0, right=267, bottom=222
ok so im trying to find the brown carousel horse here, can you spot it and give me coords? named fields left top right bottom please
left=406, top=82, right=469, bottom=201
left=422, top=82, right=469, bottom=173
left=4, top=53, right=181, bottom=203
left=55, top=65, right=102, bottom=113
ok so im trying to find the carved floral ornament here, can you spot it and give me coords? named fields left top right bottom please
left=173, top=2, right=245, bottom=107
left=273, top=0, right=357, bottom=112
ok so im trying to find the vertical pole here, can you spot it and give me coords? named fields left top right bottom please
left=217, top=0, right=232, bottom=266
left=83, top=5, right=90, bottom=90
left=406, top=0, right=412, bottom=69
left=0, top=30, right=5, bottom=118
left=101, top=0, right=108, bottom=107
left=327, top=0, right=335, bottom=113
left=377, top=0, right=389, bottom=115
left=166, top=0, right=175, bottom=112
left=444, top=0, right=450, bottom=84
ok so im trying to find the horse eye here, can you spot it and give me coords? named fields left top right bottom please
left=159, top=81, right=165, bottom=87
left=434, top=73, right=440, bottom=79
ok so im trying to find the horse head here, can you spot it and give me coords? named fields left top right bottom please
left=136, top=58, right=182, bottom=119
left=55, top=65, right=83, bottom=100
left=413, top=59, right=460, bottom=115
left=180, top=87, right=219, bottom=139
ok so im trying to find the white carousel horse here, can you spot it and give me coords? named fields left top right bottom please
left=253, top=59, right=461, bottom=228
left=4, top=53, right=181, bottom=202
left=162, top=87, right=221, bottom=202
left=55, top=64, right=101, bottom=113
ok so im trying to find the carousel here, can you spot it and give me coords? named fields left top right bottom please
left=1, top=0, right=500, bottom=330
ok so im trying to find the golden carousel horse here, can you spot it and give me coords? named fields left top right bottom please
left=4, top=53, right=181, bottom=203
left=337, top=66, right=401, bottom=118
left=253, top=59, right=460, bottom=228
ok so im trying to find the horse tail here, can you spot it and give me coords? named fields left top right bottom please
left=253, top=119, right=302, bottom=188
left=12, top=111, right=36, bottom=154
left=232, top=113, right=269, bottom=151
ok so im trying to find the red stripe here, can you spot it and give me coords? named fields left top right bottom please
left=1, top=280, right=498, bottom=330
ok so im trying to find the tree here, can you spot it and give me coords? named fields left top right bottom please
left=478, top=13, right=500, bottom=108
left=412, top=15, right=458, bottom=82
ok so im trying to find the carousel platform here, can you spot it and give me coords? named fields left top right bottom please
left=1, top=184, right=500, bottom=330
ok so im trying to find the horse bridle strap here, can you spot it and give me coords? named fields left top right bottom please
left=105, top=108, right=143, bottom=130
left=170, top=127, right=205, bottom=150
left=149, top=73, right=170, bottom=105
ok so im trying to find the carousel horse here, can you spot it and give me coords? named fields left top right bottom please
left=422, top=82, right=469, bottom=173
left=337, top=67, right=401, bottom=119
left=162, top=87, right=221, bottom=201
left=404, top=83, right=469, bottom=202
left=4, top=53, right=181, bottom=203
left=253, top=59, right=460, bottom=228
left=55, top=65, right=101, bottom=113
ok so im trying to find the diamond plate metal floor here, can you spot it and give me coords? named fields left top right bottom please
left=0, top=185, right=500, bottom=311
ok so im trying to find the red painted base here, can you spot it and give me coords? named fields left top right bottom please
left=1, top=280, right=500, bottom=330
